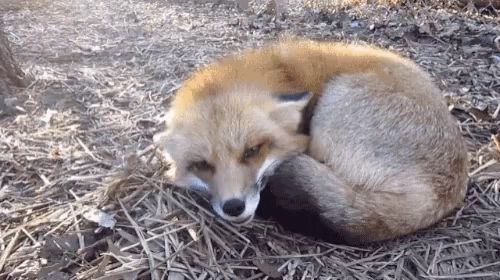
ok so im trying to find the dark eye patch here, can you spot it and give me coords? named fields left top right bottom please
left=188, top=160, right=214, bottom=173
left=275, top=91, right=311, bottom=102
left=243, top=144, right=263, bottom=161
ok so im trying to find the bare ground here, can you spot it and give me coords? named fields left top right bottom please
left=1, top=0, right=499, bottom=279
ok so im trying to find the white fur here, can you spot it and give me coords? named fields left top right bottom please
left=256, top=156, right=282, bottom=190
left=176, top=174, right=209, bottom=192
left=212, top=192, right=260, bottom=225
left=153, top=131, right=168, bottom=147
left=211, top=156, right=282, bottom=225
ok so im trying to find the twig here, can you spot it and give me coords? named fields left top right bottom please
left=0, top=230, right=20, bottom=273
left=118, top=199, right=159, bottom=280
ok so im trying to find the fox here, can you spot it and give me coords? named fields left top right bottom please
left=153, top=38, right=469, bottom=245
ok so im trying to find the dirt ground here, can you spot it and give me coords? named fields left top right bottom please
left=1, top=0, right=499, bottom=279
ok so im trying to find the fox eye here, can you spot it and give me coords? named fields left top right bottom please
left=243, top=144, right=262, bottom=161
left=189, top=160, right=213, bottom=172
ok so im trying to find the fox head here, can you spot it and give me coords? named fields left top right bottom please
left=154, top=86, right=311, bottom=225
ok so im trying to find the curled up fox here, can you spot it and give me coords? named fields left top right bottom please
left=153, top=39, right=469, bottom=245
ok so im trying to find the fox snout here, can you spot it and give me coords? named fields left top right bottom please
left=212, top=192, right=260, bottom=225
left=210, top=159, right=283, bottom=225
left=222, top=198, right=246, bottom=217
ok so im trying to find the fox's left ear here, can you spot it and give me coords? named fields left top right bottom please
left=270, top=91, right=312, bottom=132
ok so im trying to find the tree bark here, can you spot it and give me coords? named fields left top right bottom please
left=0, top=19, right=26, bottom=95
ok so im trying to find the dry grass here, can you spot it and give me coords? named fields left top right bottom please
left=1, top=0, right=499, bottom=279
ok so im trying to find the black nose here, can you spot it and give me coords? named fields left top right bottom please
left=222, top=199, right=245, bottom=217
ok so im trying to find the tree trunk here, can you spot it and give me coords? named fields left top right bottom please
left=0, top=19, right=26, bottom=95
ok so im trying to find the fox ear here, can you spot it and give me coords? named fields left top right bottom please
left=270, top=91, right=312, bottom=131
left=152, top=129, right=175, bottom=163
left=153, top=107, right=178, bottom=147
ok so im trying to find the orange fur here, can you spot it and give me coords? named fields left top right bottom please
left=171, top=39, right=416, bottom=116
left=155, top=38, right=468, bottom=244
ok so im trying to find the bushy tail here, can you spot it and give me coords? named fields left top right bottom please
left=257, top=154, right=465, bottom=245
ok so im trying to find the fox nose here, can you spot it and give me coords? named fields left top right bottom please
left=222, top=199, right=246, bottom=217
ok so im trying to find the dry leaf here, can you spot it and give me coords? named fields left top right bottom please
left=167, top=271, right=185, bottom=280
left=82, top=207, right=116, bottom=229
left=95, top=270, right=141, bottom=280
left=252, top=260, right=283, bottom=279
left=439, top=23, right=460, bottom=38
left=468, top=107, right=493, bottom=122
left=418, top=23, right=433, bottom=35
left=38, top=271, right=71, bottom=280
left=40, top=109, right=58, bottom=125
left=40, top=234, right=80, bottom=258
